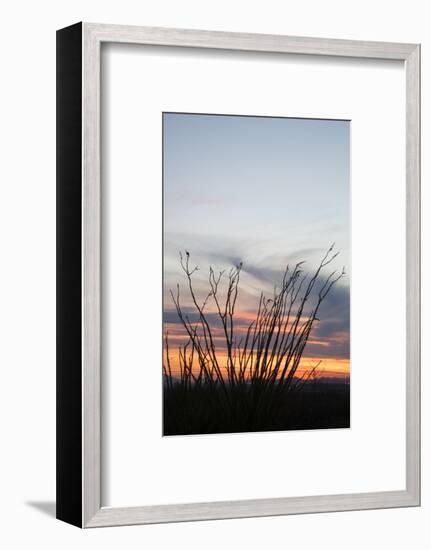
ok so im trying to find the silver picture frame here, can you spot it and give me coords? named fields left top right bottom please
left=56, top=22, right=420, bottom=528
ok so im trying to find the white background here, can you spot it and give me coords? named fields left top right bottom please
left=0, top=1, right=428, bottom=548
left=103, top=45, right=406, bottom=506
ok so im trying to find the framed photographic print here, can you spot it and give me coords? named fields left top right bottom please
left=57, top=23, right=420, bottom=527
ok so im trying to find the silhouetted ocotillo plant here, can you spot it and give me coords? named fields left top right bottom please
left=163, top=245, right=345, bottom=427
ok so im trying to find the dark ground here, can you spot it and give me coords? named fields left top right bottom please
left=163, top=379, right=350, bottom=436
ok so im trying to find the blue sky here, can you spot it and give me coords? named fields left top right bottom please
left=163, top=112, right=350, bottom=365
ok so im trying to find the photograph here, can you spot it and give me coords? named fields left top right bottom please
left=163, top=112, right=350, bottom=436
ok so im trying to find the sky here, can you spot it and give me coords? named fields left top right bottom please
left=163, top=112, right=350, bottom=378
